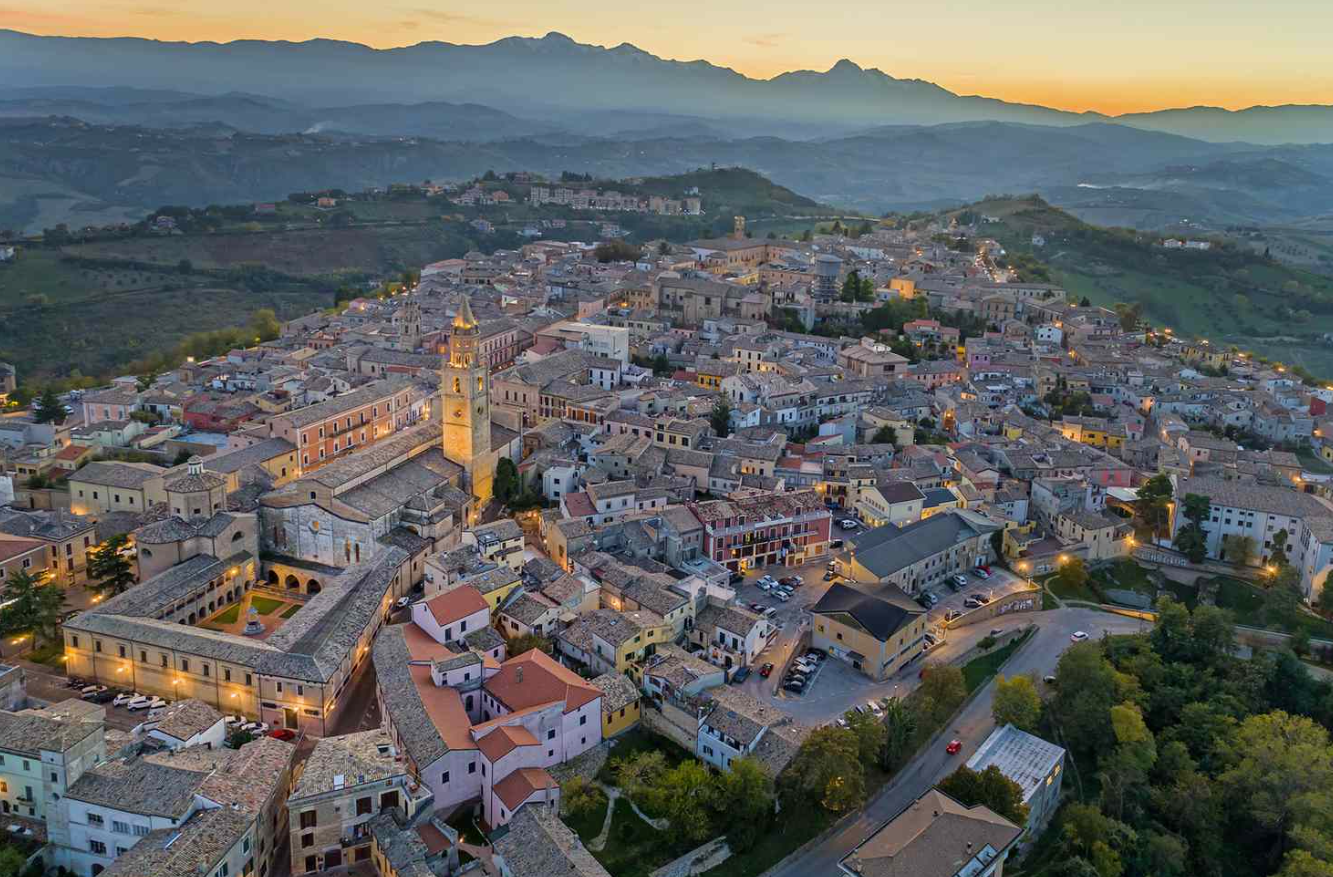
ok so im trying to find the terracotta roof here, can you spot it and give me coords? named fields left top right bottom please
left=476, top=724, right=540, bottom=763
left=494, top=766, right=557, bottom=811
left=485, top=648, right=601, bottom=715
left=424, top=585, right=490, bottom=627
left=0, top=538, right=43, bottom=563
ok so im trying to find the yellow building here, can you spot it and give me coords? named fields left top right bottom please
left=591, top=672, right=642, bottom=738
left=810, top=582, right=928, bottom=680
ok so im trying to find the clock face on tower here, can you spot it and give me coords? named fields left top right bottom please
left=454, top=408, right=463, bottom=419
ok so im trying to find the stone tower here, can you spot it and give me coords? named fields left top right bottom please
left=732, top=215, right=746, bottom=240
left=441, top=298, right=493, bottom=506
left=393, top=300, right=422, bottom=350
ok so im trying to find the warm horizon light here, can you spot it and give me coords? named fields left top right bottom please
left=9, top=1, right=1333, bottom=115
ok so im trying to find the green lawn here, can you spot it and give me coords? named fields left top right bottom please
left=564, top=793, right=610, bottom=843
left=1041, top=589, right=1060, bottom=611
left=1044, top=574, right=1100, bottom=604
left=962, top=629, right=1034, bottom=692
left=1094, top=560, right=1156, bottom=597
left=1297, top=448, right=1333, bottom=475
left=597, top=727, right=692, bottom=785
left=250, top=596, right=285, bottom=615
left=210, top=604, right=241, bottom=625
left=1211, top=576, right=1333, bottom=640
left=703, top=810, right=834, bottom=877
left=280, top=604, right=302, bottom=619
left=590, top=799, right=680, bottom=877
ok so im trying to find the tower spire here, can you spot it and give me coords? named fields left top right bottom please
left=453, top=298, right=478, bottom=332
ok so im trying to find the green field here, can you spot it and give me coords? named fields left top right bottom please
left=250, top=596, right=286, bottom=615
left=280, top=604, right=302, bottom=619
left=209, top=604, right=241, bottom=625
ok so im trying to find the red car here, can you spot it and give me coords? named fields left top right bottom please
left=945, top=739, right=962, bottom=755
left=267, top=729, right=297, bottom=741
left=759, top=663, right=774, bottom=678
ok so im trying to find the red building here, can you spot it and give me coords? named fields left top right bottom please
left=691, top=490, right=831, bottom=572
left=182, top=393, right=260, bottom=432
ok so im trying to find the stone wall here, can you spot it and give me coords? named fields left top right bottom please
left=548, top=737, right=611, bottom=785
left=642, top=703, right=699, bottom=752
left=946, top=586, right=1041, bottom=629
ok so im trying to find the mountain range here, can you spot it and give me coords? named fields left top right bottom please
left=7, top=29, right=1333, bottom=145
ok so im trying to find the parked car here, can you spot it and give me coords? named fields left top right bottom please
left=762, top=607, right=777, bottom=618
left=732, top=667, right=751, bottom=684
left=266, top=729, right=297, bottom=741
left=1043, top=675, right=1058, bottom=685
left=129, top=696, right=166, bottom=711
left=963, top=597, right=981, bottom=609
left=973, top=567, right=991, bottom=579
left=839, top=519, right=859, bottom=529
left=978, top=565, right=992, bottom=575
left=829, top=539, right=844, bottom=549
left=749, top=602, right=765, bottom=612
left=783, top=681, right=805, bottom=693
left=975, top=592, right=992, bottom=604
left=823, top=572, right=836, bottom=581
left=394, top=596, right=410, bottom=609
left=759, top=663, right=774, bottom=678
left=951, top=574, right=969, bottom=588
left=124, top=695, right=151, bottom=710
left=944, top=609, right=961, bottom=622
left=989, top=628, right=1003, bottom=637
left=826, top=561, right=837, bottom=571
left=224, top=714, right=245, bottom=725
left=80, top=685, right=108, bottom=699
left=868, top=701, right=884, bottom=717
left=758, top=575, right=777, bottom=587
left=916, top=594, right=932, bottom=609
left=774, top=592, right=790, bottom=602
left=87, top=691, right=116, bottom=704
left=924, top=633, right=938, bottom=646
left=729, top=572, right=745, bottom=585
left=946, top=739, right=963, bottom=755
left=1070, top=631, right=1089, bottom=642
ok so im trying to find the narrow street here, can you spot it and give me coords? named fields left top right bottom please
left=769, top=607, right=1148, bottom=877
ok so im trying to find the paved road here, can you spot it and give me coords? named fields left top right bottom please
left=768, top=607, right=1148, bottom=877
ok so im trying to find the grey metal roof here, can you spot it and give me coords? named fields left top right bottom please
left=850, top=512, right=1000, bottom=579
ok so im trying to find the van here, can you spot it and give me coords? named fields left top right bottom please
left=762, top=607, right=777, bottom=619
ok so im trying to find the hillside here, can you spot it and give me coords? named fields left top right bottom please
left=955, top=197, right=1333, bottom=374
left=0, top=167, right=831, bottom=380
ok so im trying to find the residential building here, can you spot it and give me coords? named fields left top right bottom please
left=966, top=724, right=1065, bottom=836
left=810, top=582, right=928, bottom=680
left=839, top=789, right=1022, bottom=877
left=842, top=511, right=1001, bottom=596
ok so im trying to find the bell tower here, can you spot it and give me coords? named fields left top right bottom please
left=441, top=298, right=493, bottom=505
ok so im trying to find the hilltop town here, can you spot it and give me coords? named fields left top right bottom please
left=0, top=190, right=1332, bottom=877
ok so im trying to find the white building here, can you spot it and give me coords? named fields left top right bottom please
left=966, top=723, right=1065, bottom=835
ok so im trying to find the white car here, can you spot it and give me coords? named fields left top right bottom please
left=241, top=722, right=270, bottom=734
left=758, top=575, right=777, bottom=586
left=124, top=695, right=151, bottom=710
left=129, top=696, right=166, bottom=711
left=839, top=519, right=859, bottom=529
left=112, top=692, right=141, bottom=707
left=774, top=592, right=790, bottom=602
left=394, top=596, right=410, bottom=609
left=1070, top=631, right=1089, bottom=642
left=224, top=714, right=245, bottom=725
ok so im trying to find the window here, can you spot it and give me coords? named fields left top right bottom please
left=71, top=635, right=80, bottom=649
left=224, top=669, right=231, bottom=682
left=140, top=650, right=147, bottom=663
left=579, top=715, right=587, bottom=726
left=356, top=796, right=372, bottom=816
left=299, top=810, right=316, bottom=829
left=202, top=665, right=210, bottom=677
left=87, top=813, right=104, bottom=826
left=547, top=729, right=556, bottom=740
left=301, top=834, right=313, bottom=849
left=441, top=770, right=450, bottom=784
left=468, top=761, right=476, bottom=775
left=181, top=660, right=190, bottom=673
left=89, top=840, right=106, bottom=855
left=245, top=674, right=253, bottom=687
left=133, top=825, right=149, bottom=837
left=112, top=820, right=129, bottom=834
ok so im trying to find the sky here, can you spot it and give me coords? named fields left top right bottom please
left=10, top=0, right=1333, bottom=115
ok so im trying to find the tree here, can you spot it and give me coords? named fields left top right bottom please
left=135, top=372, right=157, bottom=392
left=1265, top=567, right=1304, bottom=632
left=0, top=569, right=66, bottom=647
left=1113, top=301, right=1143, bottom=332
left=845, top=708, right=887, bottom=765
left=937, top=764, right=1030, bottom=826
left=31, top=388, right=66, bottom=424
left=494, top=457, right=520, bottom=505
left=709, top=398, right=732, bottom=438
left=780, top=726, right=865, bottom=813
left=880, top=696, right=917, bottom=770
left=651, top=761, right=716, bottom=843
left=871, top=425, right=896, bottom=445
left=1223, top=534, right=1256, bottom=567
left=86, top=534, right=136, bottom=597
left=1281, top=851, right=1333, bottom=877
left=1220, top=711, right=1333, bottom=856
left=593, top=240, right=640, bottom=263
left=1056, top=556, right=1090, bottom=596
left=1171, top=494, right=1211, bottom=564
left=1271, top=529, right=1292, bottom=568
left=613, top=750, right=667, bottom=804
left=1315, top=584, right=1333, bottom=619
left=505, top=633, right=552, bottom=655
left=993, top=674, right=1042, bottom=732
left=248, top=308, right=282, bottom=342
left=714, top=757, right=774, bottom=851
left=915, top=664, right=967, bottom=728
left=1050, top=642, right=1120, bottom=758
left=562, top=776, right=605, bottom=819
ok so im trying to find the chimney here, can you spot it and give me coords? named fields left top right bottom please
left=516, top=666, right=524, bottom=684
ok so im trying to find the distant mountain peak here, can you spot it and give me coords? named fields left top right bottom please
left=540, top=32, right=576, bottom=44
left=829, top=59, right=864, bottom=74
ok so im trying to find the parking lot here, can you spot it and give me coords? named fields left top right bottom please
left=724, top=515, right=1041, bottom=726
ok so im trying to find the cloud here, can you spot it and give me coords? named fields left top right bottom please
left=743, top=32, right=784, bottom=48
left=409, top=7, right=507, bottom=27
left=399, top=19, right=420, bottom=30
